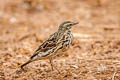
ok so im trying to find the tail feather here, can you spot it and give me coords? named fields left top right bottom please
left=20, top=60, right=32, bottom=70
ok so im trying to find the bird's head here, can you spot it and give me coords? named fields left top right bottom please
left=58, top=21, right=79, bottom=32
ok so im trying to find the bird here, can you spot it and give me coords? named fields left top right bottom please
left=20, top=21, right=79, bottom=71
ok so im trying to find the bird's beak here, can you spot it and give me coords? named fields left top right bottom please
left=72, top=22, right=79, bottom=25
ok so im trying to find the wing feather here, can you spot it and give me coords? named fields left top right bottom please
left=30, top=32, right=58, bottom=59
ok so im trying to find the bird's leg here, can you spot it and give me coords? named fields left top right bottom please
left=49, top=59, right=54, bottom=71
left=49, top=59, right=60, bottom=73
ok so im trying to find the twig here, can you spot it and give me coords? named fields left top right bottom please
left=112, top=72, right=117, bottom=80
left=78, top=57, right=120, bottom=63
left=111, top=65, right=117, bottom=80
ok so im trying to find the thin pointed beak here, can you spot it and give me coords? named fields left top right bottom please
left=72, top=22, right=79, bottom=25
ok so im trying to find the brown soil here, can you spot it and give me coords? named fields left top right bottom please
left=0, top=0, right=120, bottom=80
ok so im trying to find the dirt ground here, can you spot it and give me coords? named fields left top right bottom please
left=0, top=0, right=120, bottom=80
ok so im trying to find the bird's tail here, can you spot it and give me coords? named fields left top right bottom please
left=20, top=59, right=32, bottom=70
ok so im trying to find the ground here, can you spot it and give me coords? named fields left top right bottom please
left=0, top=0, right=120, bottom=80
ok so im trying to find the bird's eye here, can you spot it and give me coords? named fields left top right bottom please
left=69, top=24, right=72, bottom=26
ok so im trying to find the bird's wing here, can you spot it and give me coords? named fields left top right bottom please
left=30, top=32, right=58, bottom=59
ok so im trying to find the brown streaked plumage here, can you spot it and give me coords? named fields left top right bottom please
left=20, top=21, right=79, bottom=72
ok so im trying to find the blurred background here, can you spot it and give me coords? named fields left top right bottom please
left=0, top=0, right=120, bottom=80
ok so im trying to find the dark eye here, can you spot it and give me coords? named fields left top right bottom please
left=68, top=24, right=72, bottom=26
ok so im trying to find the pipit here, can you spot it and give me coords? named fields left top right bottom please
left=20, top=21, right=79, bottom=72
